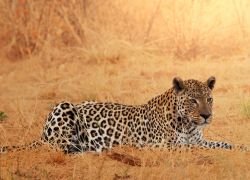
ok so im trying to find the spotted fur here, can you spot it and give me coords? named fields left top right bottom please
left=0, top=77, right=247, bottom=154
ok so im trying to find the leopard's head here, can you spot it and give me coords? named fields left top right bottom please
left=172, top=76, right=216, bottom=126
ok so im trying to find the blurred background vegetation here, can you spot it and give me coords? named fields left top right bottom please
left=1, top=0, right=250, bottom=62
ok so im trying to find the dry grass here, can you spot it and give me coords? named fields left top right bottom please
left=0, top=0, right=250, bottom=179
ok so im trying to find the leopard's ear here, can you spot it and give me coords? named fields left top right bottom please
left=173, top=77, right=185, bottom=94
left=207, top=76, right=216, bottom=90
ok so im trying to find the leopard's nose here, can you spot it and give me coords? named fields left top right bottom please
left=200, top=113, right=211, bottom=120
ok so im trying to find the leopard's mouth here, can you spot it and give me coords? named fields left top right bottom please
left=198, top=121, right=209, bottom=126
left=193, top=118, right=211, bottom=126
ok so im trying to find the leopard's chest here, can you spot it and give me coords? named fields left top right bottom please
left=175, top=132, right=190, bottom=144
left=175, top=129, right=202, bottom=145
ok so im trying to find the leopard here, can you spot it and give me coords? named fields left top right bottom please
left=0, top=76, right=246, bottom=154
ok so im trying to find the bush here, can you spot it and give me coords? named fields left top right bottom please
left=0, top=111, right=8, bottom=121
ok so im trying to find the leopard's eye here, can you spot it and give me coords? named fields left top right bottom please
left=190, top=98, right=198, bottom=104
left=207, top=97, right=213, bottom=103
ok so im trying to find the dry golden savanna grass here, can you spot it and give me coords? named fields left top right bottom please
left=0, top=0, right=250, bottom=179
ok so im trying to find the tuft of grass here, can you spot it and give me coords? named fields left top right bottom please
left=241, top=101, right=250, bottom=119
left=0, top=111, right=7, bottom=121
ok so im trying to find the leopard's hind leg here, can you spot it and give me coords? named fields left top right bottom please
left=42, top=102, right=89, bottom=153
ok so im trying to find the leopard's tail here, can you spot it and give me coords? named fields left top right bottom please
left=0, top=140, right=44, bottom=154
